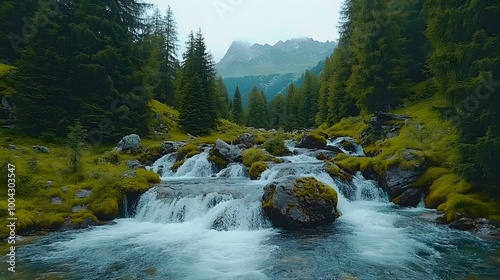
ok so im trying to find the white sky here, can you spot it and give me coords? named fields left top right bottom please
left=147, top=0, right=342, bottom=62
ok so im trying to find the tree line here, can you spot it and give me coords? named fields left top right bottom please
left=224, top=0, right=499, bottom=195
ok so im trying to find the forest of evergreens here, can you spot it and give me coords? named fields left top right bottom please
left=0, top=0, right=499, bottom=196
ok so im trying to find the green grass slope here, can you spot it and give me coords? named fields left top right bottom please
left=321, top=96, right=500, bottom=223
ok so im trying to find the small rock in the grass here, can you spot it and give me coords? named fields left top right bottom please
left=126, top=159, right=142, bottom=169
left=61, top=186, right=68, bottom=193
left=71, top=205, right=88, bottom=213
left=7, top=144, right=17, bottom=150
left=33, top=145, right=50, bottom=153
left=50, top=197, right=63, bottom=204
left=75, top=189, right=92, bottom=199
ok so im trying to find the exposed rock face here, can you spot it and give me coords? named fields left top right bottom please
left=233, top=133, right=256, bottom=149
left=160, top=141, right=185, bottom=155
left=298, top=133, right=327, bottom=150
left=114, top=134, right=143, bottom=153
left=381, top=149, right=427, bottom=207
left=362, top=111, right=411, bottom=141
left=262, top=176, right=339, bottom=229
left=211, top=139, right=243, bottom=163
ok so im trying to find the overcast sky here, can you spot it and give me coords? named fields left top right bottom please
left=148, top=0, right=342, bottom=62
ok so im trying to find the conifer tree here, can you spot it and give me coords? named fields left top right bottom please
left=231, top=87, right=244, bottom=124
left=215, top=76, right=231, bottom=119
left=178, top=30, right=217, bottom=135
left=246, top=85, right=269, bottom=129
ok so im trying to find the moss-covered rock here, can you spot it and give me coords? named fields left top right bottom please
left=298, top=132, right=327, bottom=150
left=208, top=149, right=229, bottom=169
left=249, top=161, right=267, bottom=180
left=325, top=162, right=352, bottom=182
left=242, top=148, right=268, bottom=167
left=262, top=176, right=339, bottom=229
left=208, top=139, right=242, bottom=169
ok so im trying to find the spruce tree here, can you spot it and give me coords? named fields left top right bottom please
left=215, top=76, right=231, bottom=119
left=178, top=30, right=217, bottom=135
left=246, top=85, right=269, bottom=129
left=231, top=87, right=243, bottom=124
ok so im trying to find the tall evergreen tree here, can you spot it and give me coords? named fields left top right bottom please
left=214, top=76, right=231, bottom=119
left=246, top=85, right=268, bottom=128
left=178, top=30, right=217, bottom=135
left=140, top=6, right=178, bottom=105
left=269, top=93, right=286, bottom=129
left=231, top=87, right=243, bottom=124
left=300, top=70, right=320, bottom=128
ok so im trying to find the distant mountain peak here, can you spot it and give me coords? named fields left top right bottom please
left=216, top=38, right=336, bottom=78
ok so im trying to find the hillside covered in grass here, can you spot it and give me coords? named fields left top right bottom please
left=319, top=95, right=500, bottom=223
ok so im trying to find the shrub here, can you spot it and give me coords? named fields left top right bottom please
left=264, top=132, right=290, bottom=156
left=242, top=148, right=267, bottom=167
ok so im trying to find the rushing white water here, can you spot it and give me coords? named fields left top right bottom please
left=216, top=163, right=246, bottom=178
left=327, top=136, right=365, bottom=156
left=7, top=143, right=500, bottom=280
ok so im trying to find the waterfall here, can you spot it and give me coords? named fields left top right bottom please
left=147, top=153, right=176, bottom=176
left=327, top=136, right=365, bottom=156
left=216, top=163, right=246, bottom=178
left=135, top=188, right=269, bottom=231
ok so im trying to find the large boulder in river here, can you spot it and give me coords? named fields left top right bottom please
left=262, top=176, right=339, bottom=229
left=381, top=149, right=427, bottom=207
left=211, top=139, right=243, bottom=164
left=114, top=134, right=143, bottom=154
left=298, top=133, right=327, bottom=150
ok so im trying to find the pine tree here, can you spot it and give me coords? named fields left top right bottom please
left=215, top=76, right=231, bottom=119
left=231, top=87, right=243, bottom=124
left=178, top=30, right=217, bottom=135
left=163, top=6, right=179, bottom=105
left=246, top=85, right=269, bottom=128
left=300, top=70, right=320, bottom=128
left=139, top=6, right=178, bottom=105
left=269, top=93, right=286, bottom=129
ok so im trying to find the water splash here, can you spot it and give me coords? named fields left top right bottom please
left=327, top=136, right=365, bottom=156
